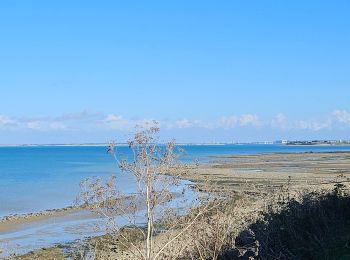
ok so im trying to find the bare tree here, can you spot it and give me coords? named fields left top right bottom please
left=77, top=121, right=197, bottom=259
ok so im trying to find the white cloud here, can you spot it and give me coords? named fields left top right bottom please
left=238, top=114, right=260, bottom=126
left=333, top=110, right=350, bottom=125
left=219, top=116, right=238, bottom=129
left=0, top=115, right=17, bottom=127
left=271, top=113, right=288, bottom=129
left=173, top=119, right=211, bottom=129
left=56, top=111, right=102, bottom=121
left=0, top=110, right=349, bottom=134
left=27, top=121, right=42, bottom=130
left=49, top=122, right=67, bottom=130
left=295, top=120, right=332, bottom=131
left=0, top=115, right=17, bottom=126
left=270, top=113, right=334, bottom=131
left=26, top=121, right=68, bottom=131
left=218, top=114, right=260, bottom=128
left=175, top=119, right=192, bottom=128
left=103, top=114, right=130, bottom=130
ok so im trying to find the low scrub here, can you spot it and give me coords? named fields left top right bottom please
left=219, top=183, right=350, bottom=259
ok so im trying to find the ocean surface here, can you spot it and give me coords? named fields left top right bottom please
left=2, top=144, right=350, bottom=217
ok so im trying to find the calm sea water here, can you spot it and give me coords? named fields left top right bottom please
left=1, top=144, right=350, bottom=217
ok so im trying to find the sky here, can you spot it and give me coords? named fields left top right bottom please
left=0, top=1, right=350, bottom=144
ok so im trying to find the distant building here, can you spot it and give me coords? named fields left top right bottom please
left=275, top=140, right=288, bottom=144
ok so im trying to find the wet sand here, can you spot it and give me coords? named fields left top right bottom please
left=187, top=152, right=350, bottom=191
left=0, top=207, right=81, bottom=233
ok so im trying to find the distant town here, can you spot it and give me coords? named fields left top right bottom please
left=1, top=140, right=350, bottom=147
left=248, top=140, right=350, bottom=145
left=278, top=140, right=350, bottom=146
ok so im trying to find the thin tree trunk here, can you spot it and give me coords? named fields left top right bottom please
left=146, top=175, right=152, bottom=260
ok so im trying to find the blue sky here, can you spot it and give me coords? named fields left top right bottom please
left=0, top=1, right=350, bottom=144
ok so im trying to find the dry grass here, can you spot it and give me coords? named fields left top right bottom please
left=220, top=183, right=350, bottom=259
left=11, top=180, right=350, bottom=260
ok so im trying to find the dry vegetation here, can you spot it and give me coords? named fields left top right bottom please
left=74, top=122, right=204, bottom=260
left=57, top=178, right=350, bottom=260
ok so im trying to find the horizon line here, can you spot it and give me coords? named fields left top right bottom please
left=1, top=139, right=350, bottom=147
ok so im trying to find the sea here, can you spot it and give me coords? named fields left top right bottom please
left=1, top=144, right=350, bottom=254
left=1, top=144, right=350, bottom=217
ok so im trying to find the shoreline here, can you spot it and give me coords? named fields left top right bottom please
left=0, top=206, right=86, bottom=233
left=1, top=151, right=350, bottom=257
left=2, top=151, right=350, bottom=230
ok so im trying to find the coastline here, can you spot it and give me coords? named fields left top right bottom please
left=0, top=206, right=82, bottom=233
left=2, top=151, right=350, bottom=228
left=1, top=151, right=350, bottom=257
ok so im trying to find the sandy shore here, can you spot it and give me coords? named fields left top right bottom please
left=0, top=204, right=111, bottom=235
left=186, top=151, right=350, bottom=192
left=0, top=207, right=82, bottom=233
